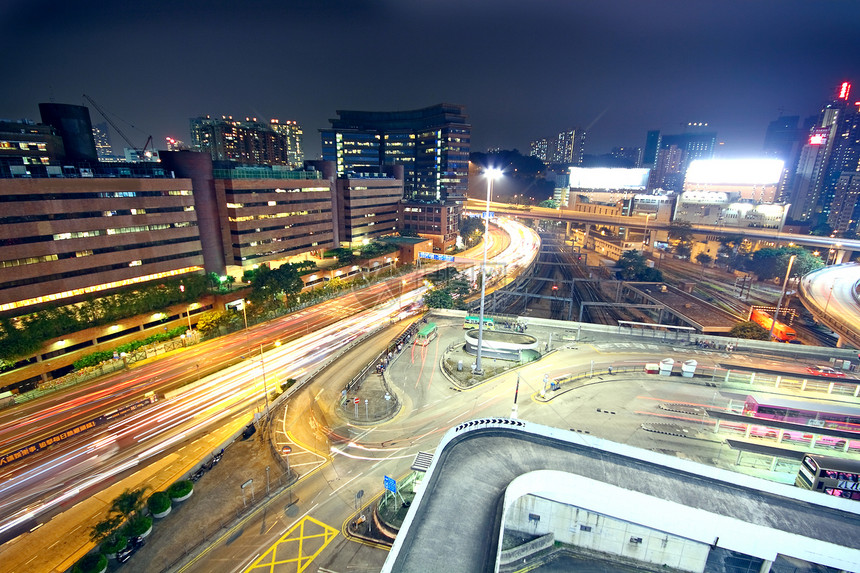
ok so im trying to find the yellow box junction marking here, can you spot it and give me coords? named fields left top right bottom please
left=245, top=515, right=339, bottom=573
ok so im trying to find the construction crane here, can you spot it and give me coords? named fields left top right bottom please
left=82, top=94, right=154, bottom=159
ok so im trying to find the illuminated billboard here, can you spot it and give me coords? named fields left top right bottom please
left=684, top=159, right=784, bottom=186
left=568, top=167, right=650, bottom=190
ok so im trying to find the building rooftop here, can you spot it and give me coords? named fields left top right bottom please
left=383, top=418, right=860, bottom=573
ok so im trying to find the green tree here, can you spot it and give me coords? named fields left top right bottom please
left=323, top=276, right=345, bottom=293
left=195, top=310, right=228, bottom=336
left=674, top=242, right=692, bottom=259
left=729, top=321, right=771, bottom=340
left=460, top=216, right=485, bottom=247
left=616, top=250, right=662, bottom=281
left=695, top=252, right=713, bottom=267
left=618, top=250, right=649, bottom=280
left=423, top=289, right=454, bottom=309
left=538, top=199, right=559, bottom=209
left=717, top=234, right=749, bottom=269
left=326, top=248, right=356, bottom=265
left=748, top=247, right=823, bottom=280
left=111, top=487, right=148, bottom=521
left=640, top=267, right=664, bottom=282
left=448, top=277, right=472, bottom=298
left=89, top=513, right=124, bottom=551
left=248, top=263, right=304, bottom=306
left=667, top=221, right=693, bottom=243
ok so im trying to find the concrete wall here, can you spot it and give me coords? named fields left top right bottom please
left=505, top=494, right=709, bottom=572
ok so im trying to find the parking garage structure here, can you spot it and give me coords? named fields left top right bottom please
left=382, top=418, right=860, bottom=573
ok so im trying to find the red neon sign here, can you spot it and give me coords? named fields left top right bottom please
left=838, top=81, right=851, bottom=100
left=810, top=134, right=826, bottom=145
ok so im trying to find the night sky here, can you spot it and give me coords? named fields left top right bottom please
left=3, top=0, right=859, bottom=159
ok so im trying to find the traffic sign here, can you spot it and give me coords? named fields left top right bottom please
left=384, top=475, right=397, bottom=493
left=418, top=252, right=455, bottom=262
left=354, top=397, right=360, bottom=404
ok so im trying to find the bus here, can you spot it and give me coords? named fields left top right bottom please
left=795, top=454, right=860, bottom=500
left=749, top=308, right=796, bottom=342
left=416, top=322, right=438, bottom=346
left=464, top=316, right=494, bottom=330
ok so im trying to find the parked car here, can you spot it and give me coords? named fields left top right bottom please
left=806, top=365, right=846, bottom=378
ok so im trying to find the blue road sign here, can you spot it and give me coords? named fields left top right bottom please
left=384, top=475, right=397, bottom=493
left=418, top=252, right=455, bottom=262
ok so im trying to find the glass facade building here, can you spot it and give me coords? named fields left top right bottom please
left=320, top=104, right=470, bottom=204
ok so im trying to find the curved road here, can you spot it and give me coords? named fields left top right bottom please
left=800, top=262, right=860, bottom=348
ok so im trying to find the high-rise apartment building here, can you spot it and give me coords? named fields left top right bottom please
left=827, top=173, right=860, bottom=234
left=610, top=146, right=643, bottom=167
left=763, top=116, right=806, bottom=204
left=92, top=122, right=117, bottom=162
left=553, top=128, right=586, bottom=165
left=190, top=115, right=305, bottom=168
left=269, top=119, right=303, bottom=169
left=529, top=138, right=550, bottom=163
left=649, top=129, right=716, bottom=191
left=642, top=130, right=662, bottom=170
left=787, top=82, right=859, bottom=226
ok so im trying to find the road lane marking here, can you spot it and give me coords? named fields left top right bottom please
left=245, top=515, right=338, bottom=573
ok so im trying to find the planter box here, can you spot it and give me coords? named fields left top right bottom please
left=170, top=489, right=193, bottom=503
left=152, top=506, right=172, bottom=519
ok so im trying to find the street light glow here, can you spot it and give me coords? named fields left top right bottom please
left=485, top=167, right=503, bottom=179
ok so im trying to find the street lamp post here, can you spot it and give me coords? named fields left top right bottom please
left=259, top=340, right=281, bottom=419
left=770, top=254, right=796, bottom=340
left=642, top=212, right=655, bottom=253
left=824, top=282, right=835, bottom=316
left=259, top=343, right=270, bottom=418
left=474, top=167, right=502, bottom=375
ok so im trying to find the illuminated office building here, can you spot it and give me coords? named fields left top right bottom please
left=0, top=166, right=203, bottom=315
left=321, top=104, right=469, bottom=202
left=335, top=166, right=404, bottom=249
left=827, top=172, right=860, bottom=234
left=321, top=104, right=470, bottom=250
left=0, top=120, right=65, bottom=176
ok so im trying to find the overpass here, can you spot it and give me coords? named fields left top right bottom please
left=799, top=263, right=860, bottom=348
left=466, top=199, right=860, bottom=262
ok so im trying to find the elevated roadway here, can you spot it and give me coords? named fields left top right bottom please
left=799, top=263, right=860, bottom=349
left=466, top=199, right=860, bottom=259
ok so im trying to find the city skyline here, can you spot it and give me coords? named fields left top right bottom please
left=2, top=0, right=860, bottom=159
